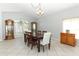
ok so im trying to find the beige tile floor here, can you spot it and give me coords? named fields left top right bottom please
left=0, top=37, right=79, bottom=56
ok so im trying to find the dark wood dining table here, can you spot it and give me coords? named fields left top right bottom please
left=24, top=32, right=43, bottom=52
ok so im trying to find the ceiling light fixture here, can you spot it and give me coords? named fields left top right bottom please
left=31, top=3, right=44, bottom=16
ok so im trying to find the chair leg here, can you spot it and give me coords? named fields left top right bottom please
left=48, top=43, right=50, bottom=50
left=24, top=41, right=26, bottom=44
left=31, top=44, right=33, bottom=49
left=25, top=38, right=28, bottom=44
left=43, top=46, right=44, bottom=52
left=27, top=41, right=29, bottom=46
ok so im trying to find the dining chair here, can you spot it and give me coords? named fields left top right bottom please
left=24, top=31, right=28, bottom=44
left=27, top=32, right=33, bottom=46
left=40, top=32, right=51, bottom=52
left=26, top=32, right=37, bottom=49
left=37, top=31, right=42, bottom=35
left=42, top=31, right=47, bottom=33
left=31, top=36, right=38, bottom=49
left=42, top=31, right=47, bottom=36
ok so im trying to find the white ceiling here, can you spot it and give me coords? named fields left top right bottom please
left=0, top=3, right=78, bottom=19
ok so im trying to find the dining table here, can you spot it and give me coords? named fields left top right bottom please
left=24, top=32, right=43, bottom=52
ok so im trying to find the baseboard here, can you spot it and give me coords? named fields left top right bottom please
left=51, top=37, right=59, bottom=41
left=76, top=39, right=79, bottom=43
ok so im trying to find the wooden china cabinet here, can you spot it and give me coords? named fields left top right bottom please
left=5, top=19, right=14, bottom=40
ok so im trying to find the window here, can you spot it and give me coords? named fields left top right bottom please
left=14, top=20, right=29, bottom=36
left=63, top=18, right=79, bottom=39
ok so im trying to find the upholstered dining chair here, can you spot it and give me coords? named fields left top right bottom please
left=27, top=32, right=33, bottom=46
left=37, top=31, right=42, bottom=36
left=40, top=32, right=51, bottom=52
left=42, top=31, right=47, bottom=36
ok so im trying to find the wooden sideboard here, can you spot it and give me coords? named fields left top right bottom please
left=60, top=32, right=76, bottom=47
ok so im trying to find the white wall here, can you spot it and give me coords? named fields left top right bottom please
left=38, top=5, right=79, bottom=39
left=38, top=15, right=62, bottom=39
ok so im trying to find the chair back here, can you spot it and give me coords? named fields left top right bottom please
left=42, top=31, right=47, bottom=36
left=37, top=31, right=41, bottom=35
left=42, top=32, right=51, bottom=44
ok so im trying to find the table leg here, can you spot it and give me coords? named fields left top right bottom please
left=24, top=34, right=26, bottom=44
left=38, top=39, right=40, bottom=52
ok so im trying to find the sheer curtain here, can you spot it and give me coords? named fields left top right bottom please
left=14, top=22, right=23, bottom=38
left=14, top=20, right=29, bottom=38
left=63, top=18, right=79, bottom=39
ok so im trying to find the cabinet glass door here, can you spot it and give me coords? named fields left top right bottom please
left=5, top=19, right=14, bottom=40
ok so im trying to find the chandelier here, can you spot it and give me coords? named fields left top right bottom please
left=31, top=3, right=44, bottom=16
